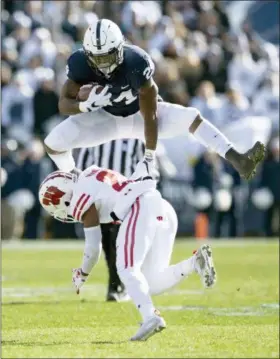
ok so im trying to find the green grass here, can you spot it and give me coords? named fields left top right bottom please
left=2, top=239, right=279, bottom=358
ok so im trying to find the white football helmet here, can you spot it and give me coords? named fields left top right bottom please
left=83, top=19, right=124, bottom=77
left=38, top=171, right=76, bottom=223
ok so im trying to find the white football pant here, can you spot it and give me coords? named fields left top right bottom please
left=44, top=102, right=199, bottom=151
left=115, top=192, right=195, bottom=320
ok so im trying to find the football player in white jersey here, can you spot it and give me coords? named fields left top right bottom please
left=44, top=19, right=265, bottom=184
left=39, top=167, right=216, bottom=341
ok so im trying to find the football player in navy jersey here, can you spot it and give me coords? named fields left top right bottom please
left=44, top=19, right=265, bottom=182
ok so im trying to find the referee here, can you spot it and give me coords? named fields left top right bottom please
left=76, top=138, right=157, bottom=302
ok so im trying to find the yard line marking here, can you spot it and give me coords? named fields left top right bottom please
left=2, top=284, right=107, bottom=299
left=157, top=304, right=279, bottom=317
left=2, top=239, right=278, bottom=250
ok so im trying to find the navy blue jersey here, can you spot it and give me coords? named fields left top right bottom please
left=66, top=44, right=156, bottom=117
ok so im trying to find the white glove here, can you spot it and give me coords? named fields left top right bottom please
left=72, top=268, right=88, bottom=294
left=130, top=150, right=157, bottom=181
left=79, top=85, right=112, bottom=112
left=130, top=160, right=155, bottom=180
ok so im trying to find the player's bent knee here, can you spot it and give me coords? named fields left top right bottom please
left=163, top=199, right=178, bottom=234
left=188, top=109, right=202, bottom=134
left=187, top=106, right=200, bottom=119
left=117, top=265, right=140, bottom=282
left=146, top=275, right=162, bottom=296
left=44, top=132, right=65, bottom=154
left=43, top=142, right=59, bottom=155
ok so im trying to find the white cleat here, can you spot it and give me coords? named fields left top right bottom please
left=130, top=313, right=166, bottom=341
left=194, top=244, right=217, bottom=288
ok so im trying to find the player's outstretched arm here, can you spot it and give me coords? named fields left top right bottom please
left=81, top=204, right=102, bottom=275
left=58, top=79, right=83, bottom=115
left=72, top=204, right=102, bottom=294
left=139, top=78, right=159, bottom=153
left=130, top=78, right=159, bottom=180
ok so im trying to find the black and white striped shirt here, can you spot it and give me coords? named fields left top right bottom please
left=77, top=139, right=145, bottom=177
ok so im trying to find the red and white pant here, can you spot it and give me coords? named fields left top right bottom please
left=116, top=191, right=196, bottom=320
left=116, top=190, right=178, bottom=293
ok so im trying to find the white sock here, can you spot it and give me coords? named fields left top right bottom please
left=148, top=256, right=196, bottom=295
left=48, top=151, right=75, bottom=172
left=119, top=269, right=156, bottom=321
left=193, top=118, right=233, bottom=158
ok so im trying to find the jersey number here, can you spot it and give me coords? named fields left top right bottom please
left=113, top=89, right=137, bottom=105
left=96, top=170, right=132, bottom=192
left=143, top=66, right=153, bottom=80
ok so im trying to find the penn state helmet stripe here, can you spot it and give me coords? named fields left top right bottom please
left=96, top=20, right=102, bottom=50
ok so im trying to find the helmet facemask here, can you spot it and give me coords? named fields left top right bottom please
left=53, top=206, right=76, bottom=223
left=84, top=42, right=124, bottom=78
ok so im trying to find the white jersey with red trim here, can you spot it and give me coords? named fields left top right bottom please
left=69, top=165, right=128, bottom=223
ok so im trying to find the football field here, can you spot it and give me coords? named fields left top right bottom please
left=2, top=239, right=279, bottom=358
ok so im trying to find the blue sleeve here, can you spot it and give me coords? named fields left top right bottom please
left=66, top=51, right=91, bottom=85
left=129, top=48, right=155, bottom=91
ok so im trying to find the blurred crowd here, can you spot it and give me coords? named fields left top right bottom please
left=1, top=0, right=279, bottom=240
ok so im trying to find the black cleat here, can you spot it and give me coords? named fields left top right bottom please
left=106, top=290, right=130, bottom=302
left=226, top=141, right=266, bottom=180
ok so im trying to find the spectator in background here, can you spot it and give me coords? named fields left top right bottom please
left=1, top=37, right=19, bottom=72
left=190, top=81, right=223, bottom=127
left=148, top=15, right=185, bottom=59
left=1, top=138, right=35, bottom=239
left=22, top=138, right=52, bottom=239
left=53, top=42, right=73, bottom=92
left=213, top=162, right=243, bottom=238
left=1, top=61, right=12, bottom=89
left=1, top=140, right=19, bottom=239
left=121, top=0, right=162, bottom=46
left=61, top=2, right=99, bottom=46
left=252, top=72, right=279, bottom=131
left=192, top=151, right=217, bottom=238
left=23, top=0, right=45, bottom=31
left=192, top=151, right=241, bottom=238
left=219, top=86, right=250, bottom=126
left=153, top=56, right=190, bottom=105
left=253, top=137, right=280, bottom=237
left=177, top=48, right=204, bottom=96
left=20, top=27, right=57, bottom=69
left=2, top=71, right=34, bottom=137
left=227, top=33, right=267, bottom=101
left=187, top=30, right=208, bottom=60
left=33, top=69, right=59, bottom=137
left=201, top=42, right=228, bottom=93
left=12, top=55, right=44, bottom=93
left=7, top=11, right=32, bottom=54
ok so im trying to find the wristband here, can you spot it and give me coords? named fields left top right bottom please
left=144, top=149, right=156, bottom=162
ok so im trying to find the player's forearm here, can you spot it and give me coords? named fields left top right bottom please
left=140, top=87, right=158, bottom=150
left=144, top=115, right=158, bottom=150
left=81, top=226, right=102, bottom=275
left=58, top=97, right=82, bottom=116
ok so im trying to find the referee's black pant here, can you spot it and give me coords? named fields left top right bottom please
left=100, top=223, right=124, bottom=296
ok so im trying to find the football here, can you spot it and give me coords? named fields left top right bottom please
left=77, top=83, right=104, bottom=101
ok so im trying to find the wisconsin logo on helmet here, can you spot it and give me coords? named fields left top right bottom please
left=42, top=186, right=66, bottom=206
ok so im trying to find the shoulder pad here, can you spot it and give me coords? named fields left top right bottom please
left=125, top=45, right=155, bottom=90
left=66, top=49, right=91, bottom=84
